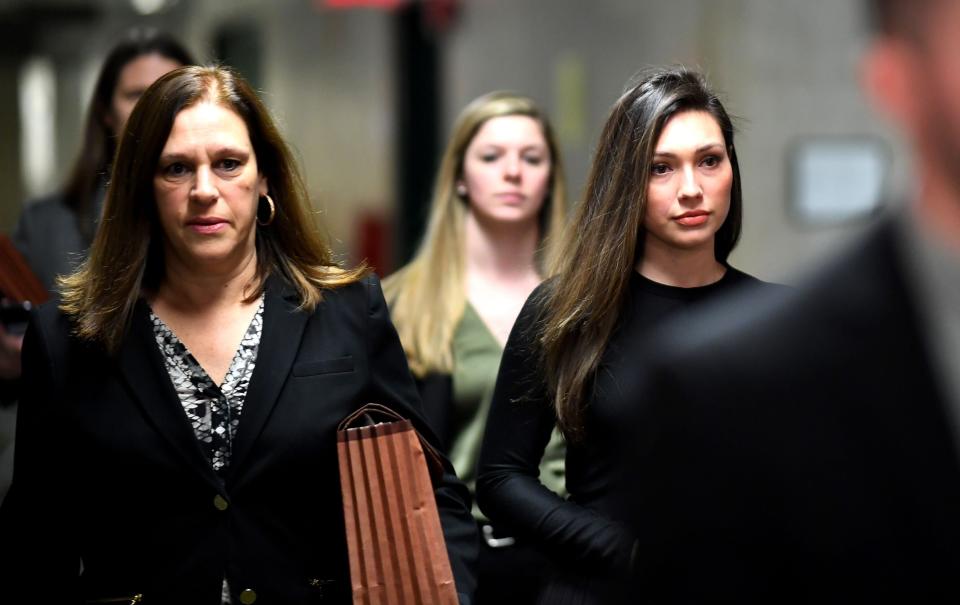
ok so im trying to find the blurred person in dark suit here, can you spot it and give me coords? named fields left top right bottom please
left=0, top=65, right=477, bottom=604
left=625, top=1, right=960, bottom=601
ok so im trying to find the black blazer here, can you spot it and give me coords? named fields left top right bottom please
left=0, top=275, right=478, bottom=604
left=624, top=217, right=960, bottom=603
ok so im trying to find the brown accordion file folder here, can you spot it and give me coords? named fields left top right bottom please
left=337, top=403, right=458, bottom=605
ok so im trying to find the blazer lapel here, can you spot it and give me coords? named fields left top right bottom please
left=116, top=300, right=223, bottom=488
left=226, top=277, right=309, bottom=484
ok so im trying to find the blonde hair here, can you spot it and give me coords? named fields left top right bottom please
left=384, top=91, right=567, bottom=378
left=60, top=66, right=367, bottom=353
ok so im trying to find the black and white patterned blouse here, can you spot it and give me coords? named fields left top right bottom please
left=150, top=297, right=265, bottom=604
left=149, top=296, right=265, bottom=474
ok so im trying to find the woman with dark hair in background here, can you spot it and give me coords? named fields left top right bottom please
left=384, top=91, right=567, bottom=602
left=0, top=65, right=477, bottom=604
left=0, top=27, right=193, bottom=500
left=477, top=66, right=778, bottom=603
left=14, top=28, right=195, bottom=292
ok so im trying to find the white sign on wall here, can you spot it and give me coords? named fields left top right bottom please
left=790, top=137, right=889, bottom=225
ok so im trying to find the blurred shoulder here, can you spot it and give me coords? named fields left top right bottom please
left=723, top=266, right=790, bottom=294
left=16, top=192, right=74, bottom=228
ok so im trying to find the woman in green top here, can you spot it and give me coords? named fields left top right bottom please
left=384, top=91, right=568, bottom=603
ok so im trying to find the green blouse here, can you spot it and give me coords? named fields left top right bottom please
left=450, top=303, right=567, bottom=519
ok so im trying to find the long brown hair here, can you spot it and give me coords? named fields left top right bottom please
left=383, top=91, right=567, bottom=378
left=62, top=29, right=194, bottom=240
left=60, top=65, right=366, bottom=353
left=540, top=66, right=743, bottom=439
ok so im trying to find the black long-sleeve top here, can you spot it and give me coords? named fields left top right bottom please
left=476, top=267, right=768, bottom=601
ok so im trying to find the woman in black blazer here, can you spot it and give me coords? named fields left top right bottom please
left=0, top=65, right=477, bottom=604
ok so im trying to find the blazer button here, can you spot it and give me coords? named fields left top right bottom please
left=239, top=588, right=257, bottom=604
left=213, top=494, right=229, bottom=511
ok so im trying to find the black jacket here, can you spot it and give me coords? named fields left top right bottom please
left=0, top=275, right=478, bottom=604
left=626, top=217, right=960, bottom=603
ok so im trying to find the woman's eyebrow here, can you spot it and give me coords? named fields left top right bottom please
left=653, top=142, right=725, bottom=157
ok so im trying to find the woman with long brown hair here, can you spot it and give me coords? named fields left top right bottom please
left=0, top=65, right=477, bottom=604
left=476, top=66, right=778, bottom=603
left=384, top=91, right=567, bottom=603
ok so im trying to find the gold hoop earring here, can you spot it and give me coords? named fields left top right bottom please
left=258, top=194, right=276, bottom=226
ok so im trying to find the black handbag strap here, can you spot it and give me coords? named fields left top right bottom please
left=338, top=403, right=445, bottom=484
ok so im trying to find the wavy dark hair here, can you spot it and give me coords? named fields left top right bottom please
left=539, top=66, right=742, bottom=439
left=61, top=28, right=194, bottom=239
left=60, top=65, right=367, bottom=353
